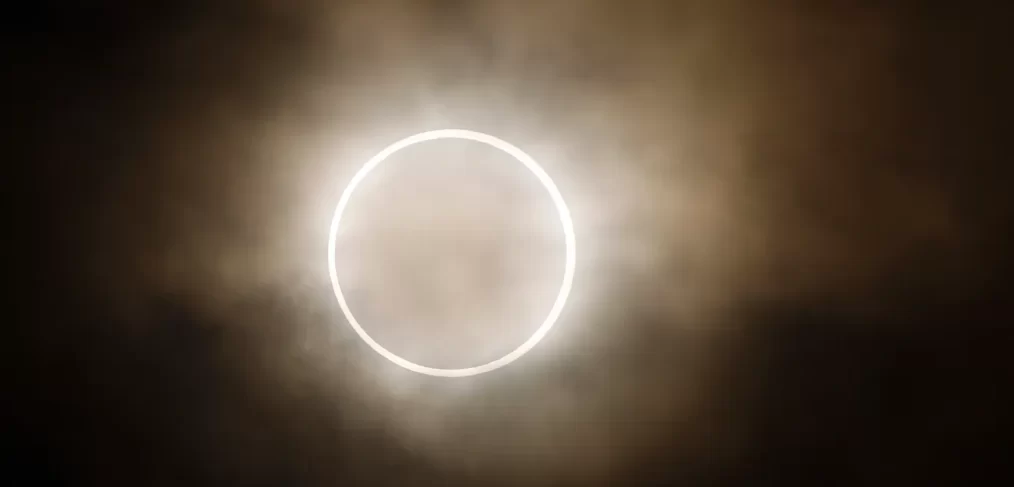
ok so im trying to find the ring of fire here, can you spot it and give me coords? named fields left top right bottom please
left=328, top=129, right=576, bottom=377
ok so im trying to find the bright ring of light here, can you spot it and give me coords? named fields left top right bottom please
left=328, top=129, right=576, bottom=377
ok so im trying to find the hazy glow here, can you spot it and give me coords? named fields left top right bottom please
left=328, top=129, right=576, bottom=377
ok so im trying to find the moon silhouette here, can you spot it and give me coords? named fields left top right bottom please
left=328, top=129, right=577, bottom=377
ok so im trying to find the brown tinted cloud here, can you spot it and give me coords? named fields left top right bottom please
left=19, top=1, right=1006, bottom=485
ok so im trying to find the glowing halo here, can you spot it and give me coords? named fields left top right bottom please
left=328, top=129, right=576, bottom=377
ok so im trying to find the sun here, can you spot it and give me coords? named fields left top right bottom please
left=328, top=129, right=576, bottom=377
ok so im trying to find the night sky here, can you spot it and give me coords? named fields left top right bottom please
left=11, top=1, right=1010, bottom=485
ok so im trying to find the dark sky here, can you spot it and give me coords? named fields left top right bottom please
left=11, top=1, right=1010, bottom=485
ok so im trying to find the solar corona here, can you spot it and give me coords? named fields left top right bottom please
left=328, top=129, right=576, bottom=377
